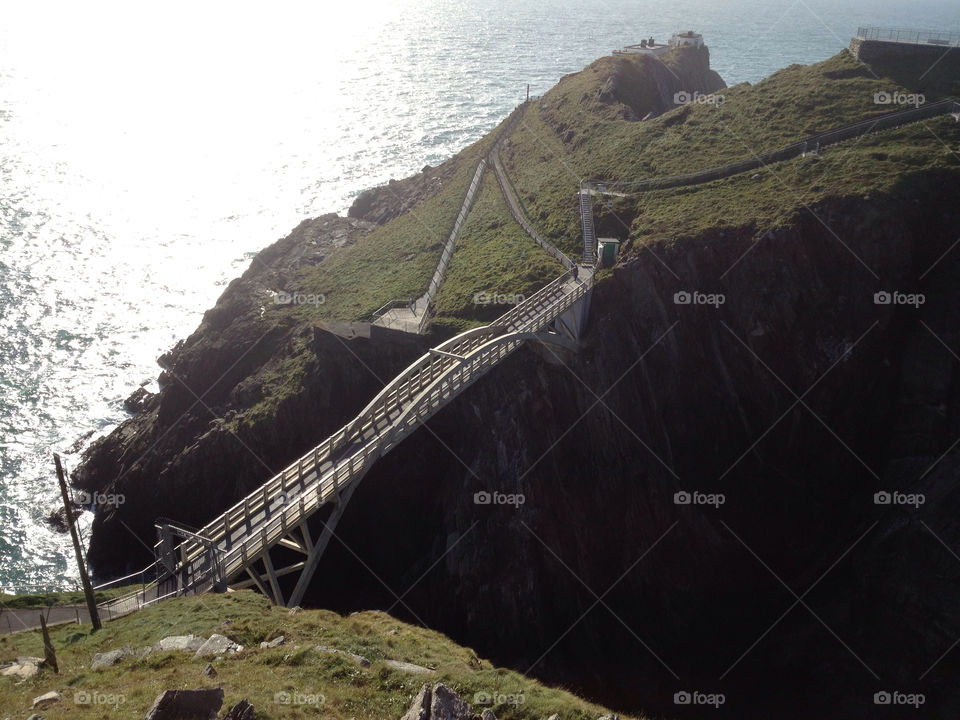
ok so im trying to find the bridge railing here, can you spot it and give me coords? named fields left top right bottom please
left=856, top=26, right=960, bottom=46
left=215, top=274, right=586, bottom=583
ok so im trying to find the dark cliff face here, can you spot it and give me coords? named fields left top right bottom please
left=73, top=214, right=431, bottom=577
left=291, top=174, right=960, bottom=719
left=71, top=47, right=960, bottom=719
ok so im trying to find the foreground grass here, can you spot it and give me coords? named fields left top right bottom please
left=0, top=591, right=636, bottom=720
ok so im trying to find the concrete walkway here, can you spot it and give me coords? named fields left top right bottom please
left=0, top=605, right=89, bottom=635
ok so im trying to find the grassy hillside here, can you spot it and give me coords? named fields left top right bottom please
left=503, top=48, right=960, bottom=256
left=430, top=173, right=564, bottom=335
left=0, top=591, right=634, bottom=720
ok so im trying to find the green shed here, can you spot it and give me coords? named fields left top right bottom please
left=597, top=238, right=621, bottom=268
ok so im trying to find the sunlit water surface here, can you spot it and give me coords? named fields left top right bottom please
left=1, top=0, right=956, bottom=591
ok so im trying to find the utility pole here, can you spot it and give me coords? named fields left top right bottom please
left=526, top=84, right=530, bottom=103
left=53, top=453, right=101, bottom=631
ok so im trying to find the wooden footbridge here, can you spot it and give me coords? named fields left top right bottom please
left=95, top=95, right=960, bottom=618
left=99, top=267, right=593, bottom=615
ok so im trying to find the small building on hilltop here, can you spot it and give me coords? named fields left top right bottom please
left=615, top=30, right=704, bottom=56
left=670, top=30, right=704, bottom=49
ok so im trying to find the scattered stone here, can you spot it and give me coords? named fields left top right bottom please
left=218, top=619, right=234, bottom=627
left=430, top=684, right=474, bottom=720
left=203, top=663, right=217, bottom=677
left=26, top=715, right=46, bottom=720
left=480, top=708, right=497, bottom=720
left=91, top=646, right=132, bottom=670
left=546, top=715, right=560, bottom=720
left=400, top=684, right=431, bottom=720
left=0, top=656, right=43, bottom=680
left=387, top=628, right=399, bottom=635
left=597, top=715, right=620, bottom=720
left=143, top=688, right=224, bottom=720
left=154, top=635, right=205, bottom=653
left=384, top=659, right=435, bottom=674
left=221, top=699, right=254, bottom=720
left=750, top=173, right=762, bottom=180
left=194, top=634, right=242, bottom=658
left=32, top=691, right=61, bottom=710
left=288, top=607, right=301, bottom=616
left=259, top=636, right=285, bottom=649
left=315, top=645, right=371, bottom=667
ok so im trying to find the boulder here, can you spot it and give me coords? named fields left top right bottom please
left=193, top=634, right=242, bottom=658
left=398, top=684, right=475, bottom=720
left=400, top=684, right=431, bottom=720
left=0, top=656, right=43, bottom=680
left=221, top=699, right=254, bottom=720
left=258, top=636, right=284, bottom=649
left=154, top=635, right=205, bottom=653
left=143, top=688, right=224, bottom=720
left=32, top=691, right=61, bottom=710
left=384, top=659, right=434, bottom=674
left=430, top=684, right=473, bottom=720
left=91, top=646, right=133, bottom=670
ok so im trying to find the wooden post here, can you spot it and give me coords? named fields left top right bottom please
left=39, top=615, right=58, bottom=673
left=53, top=454, right=101, bottom=631
left=526, top=84, right=530, bottom=102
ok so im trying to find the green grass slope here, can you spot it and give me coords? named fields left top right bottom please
left=503, top=48, right=960, bottom=257
left=0, top=591, right=637, bottom=720
left=430, top=173, right=564, bottom=335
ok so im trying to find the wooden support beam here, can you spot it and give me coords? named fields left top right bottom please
left=244, top=565, right=270, bottom=598
left=277, top=537, right=307, bottom=555
left=286, top=473, right=365, bottom=608
left=261, top=548, right=284, bottom=606
left=231, top=561, right=306, bottom=590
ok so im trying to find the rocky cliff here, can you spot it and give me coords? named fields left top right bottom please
left=72, top=44, right=960, bottom=720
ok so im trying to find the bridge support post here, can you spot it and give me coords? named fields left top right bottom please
left=286, top=473, right=365, bottom=608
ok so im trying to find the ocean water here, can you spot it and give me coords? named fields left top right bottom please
left=1, top=0, right=957, bottom=593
